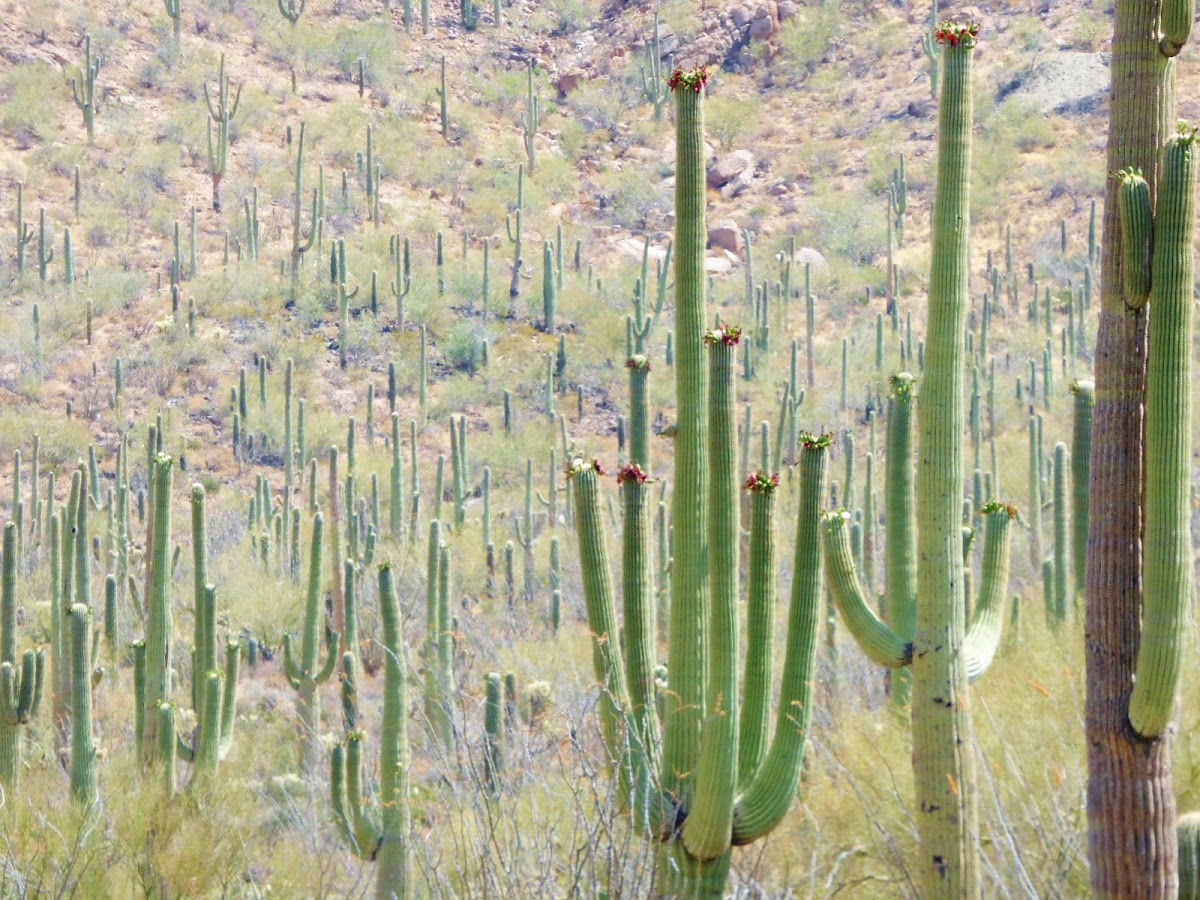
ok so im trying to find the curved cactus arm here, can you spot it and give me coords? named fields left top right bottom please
left=1161, top=0, right=1193, bottom=56
left=282, top=633, right=303, bottom=689
left=821, top=511, right=912, bottom=667
left=1116, top=168, right=1152, bottom=308
left=314, top=633, right=341, bottom=685
left=175, top=720, right=196, bottom=763
left=963, top=502, right=1016, bottom=681
left=298, top=190, right=319, bottom=255
left=732, top=435, right=827, bottom=843
left=345, top=732, right=383, bottom=859
left=330, top=743, right=363, bottom=854
left=505, top=210, right=520, bottom=243
left=218, top=642, right=240, bottom=758
left=1129, top=125, right=1198, bottom=739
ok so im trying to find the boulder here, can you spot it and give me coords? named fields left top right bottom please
left=708, top=219, right=742, bottom=253
left=997, top=51, right=1110, bottom=115
left=749, top=14, right=776, bottom=41
left=707, top=149, right=755, bottom=189
left=778, top=1, right=799, bottom=20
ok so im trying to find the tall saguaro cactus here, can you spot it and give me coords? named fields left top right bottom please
left=822, top=25, right=1014, bottom=897
left=1086, top=2, right=1195, bottom=894
left=204, top=54, right=242, bottom=212
left=288, top=123, right=320, bottom=300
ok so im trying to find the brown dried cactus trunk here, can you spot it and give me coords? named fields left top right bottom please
left=1085, top=0, right=1180, bottom=894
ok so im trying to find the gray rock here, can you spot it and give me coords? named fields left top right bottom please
left=998, top=51, right=1110, bottom=115
left=707, top=149, right=755, bottom=189
left=708, top=218, right=742, bottom=253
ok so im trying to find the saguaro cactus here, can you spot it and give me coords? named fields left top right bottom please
left=331, top=563, right=410, bottom=900
left=822, top=25, right=1013, bottom=897
left=640, top=13, right=668, bottom=121
left=567, top=66, right=827, bottom=895
left=1069, top=379, right=1093, bottom=595
left=0, top=522, right=44, bottom=789
left=204, top=54, right=242, bottom=212
left=1086, top=4, right=1194, bottom=891
left=521, top=59, right=538, bottom=174
left=283, top=512, right=339, bottom=773
left=288, top=123, right=320, bottom=299
left=70, top=34, right=101, bottom=144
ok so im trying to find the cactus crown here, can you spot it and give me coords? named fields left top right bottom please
left=1115, top=166, right=1146, bottom=185
left=626, top=354, right=652, bottom=371
left=979, top=500, right=1018, bottom=518
left=890, top=371, right=916, bottom=398
left=1171, top=119, right=1198, bottom=145
left=1070, top=378, right=1095, bottom=395
left=934, top=21, right=980, bottom=48
left=821, top=508, right=852, bottom=525
left=616, top=463, right=651, bottom=485
left=743, top=470, right=779, bottom=493
left=800, top=431, right=833, bottom=450
left=703, top=324, right=743, bottom=346
left=567, top=457, right=605, bottom=479
left=667, top=66, right=709, bottom=93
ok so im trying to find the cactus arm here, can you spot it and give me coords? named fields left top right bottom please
left=732, top=435, right=827, bottom=843
left=0, top=663, right=17, bottom=726
left=616, top=464, right=661, bottom=829
left=1116, top=168, right=1152, bottom=308
left=218, top=642, right=240, bottom=756
left=298, top=189, right=319, bottom=255
left=821, top=511, right=913, bottom=667
left=314, top=633, right=341, bottom=685
left=682, top=328, right=742, bottom=861
left=330, top=744, right=363, bottom=853
left=737, top=474, right=777, bottom=790
left=18, top=650, right=41, bottom=720
left=344, top=733, right=383, bottom=858
left=1129, top=126, right=1198, bottom=738
left=227, top=79, right=242, bottom=120
left=963, top=503, right=1016, bottom=681
left=567, top=460, right=634, bottom=793
left=1161, top=0, right=1193, bottom=56
left=282, top=633, right=302, bottom=689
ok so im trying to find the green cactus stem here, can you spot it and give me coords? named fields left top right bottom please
left=522, top=60, right=539, bottom=174
left=641, top=13, right=668, bottom=121
left=69, top=604, right=96, bottom=802
left=483, top=672, right=502, bottom=796
left=1128, top=124, right=1198, bottom=738
left=1179, top=812, right=1200, bottom=898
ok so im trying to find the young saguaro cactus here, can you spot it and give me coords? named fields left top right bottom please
left=331, top=563, right=410, bottom=900
left=278, top=0, right=306, bottom=25
left=163, top=0, right=181, bottom=43
left=823, top=24, right=1013, bottom=897
left=640, top=12, right=668, bottom=121
left=70, top=34, right=101, bottom=145
left=0, top=522, right=45, bottom=789
left=521, top=59, right=539, bottom=174
left=204, top=54, right=242, bottom=212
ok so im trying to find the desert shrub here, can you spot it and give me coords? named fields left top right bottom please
left=0, top=62, right=64, bottom=144
left=777, top=0, right=843, bottom=82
